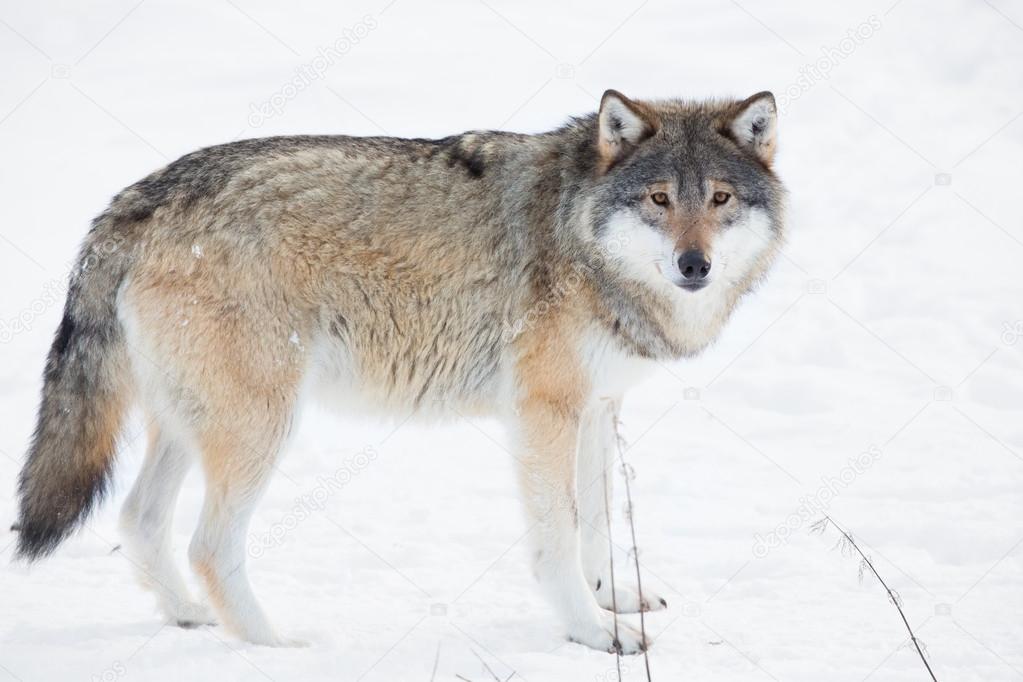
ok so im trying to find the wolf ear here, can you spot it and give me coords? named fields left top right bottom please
left=597, top=90, right=659, bottom=170
left=729, top=91, right=778, bottom=165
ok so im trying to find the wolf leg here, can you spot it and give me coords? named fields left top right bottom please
left=120, top=421, right=213, bottom=627
left=578, top=399, right=668, bottom=614
left=187, top=413, right=303, bottom=647
left=511, top=393, right=648, bottom=655
left=578, top=399, right=616, bottom=589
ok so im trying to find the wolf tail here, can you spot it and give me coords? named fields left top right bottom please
left=16, top=211, right=135, bottom=561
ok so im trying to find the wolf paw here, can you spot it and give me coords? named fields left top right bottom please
left=171, top=601, right=217, bottom=628
left=594, top=580, right=668, bottom=614
left=567, top=615, right=649, bottom=655
left=254, top=634, right=310, bottom=648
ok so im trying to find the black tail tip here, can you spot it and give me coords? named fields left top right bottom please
left=12, top=519, right=65, bottom=562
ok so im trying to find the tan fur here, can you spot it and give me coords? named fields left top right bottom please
left=18, top=92, right=785, bottom=651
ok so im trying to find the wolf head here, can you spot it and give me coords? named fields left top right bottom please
left=588, top=90, right=785, bottom=296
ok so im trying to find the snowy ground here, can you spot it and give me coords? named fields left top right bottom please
left=2, top=0, right=1022, bottom=680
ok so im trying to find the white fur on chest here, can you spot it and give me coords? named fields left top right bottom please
left=580, top=329, right=660, bottom=399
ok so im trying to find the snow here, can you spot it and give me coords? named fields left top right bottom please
left=2, top=0, right=1022, bottom=680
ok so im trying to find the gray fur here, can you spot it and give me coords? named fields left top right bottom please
left=14, top=93, right=786, bottom=652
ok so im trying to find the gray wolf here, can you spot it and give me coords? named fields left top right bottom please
left=15, top=89, right=785, bottom=653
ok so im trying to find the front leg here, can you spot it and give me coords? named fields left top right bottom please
left=512, top=395, right=647, bottom=654
left=578, top=399, right=668, bottom=614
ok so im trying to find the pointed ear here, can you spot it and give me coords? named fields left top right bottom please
left=729, top=91, right=778, bottom=165
left=597, top=89, right=659, bottom=170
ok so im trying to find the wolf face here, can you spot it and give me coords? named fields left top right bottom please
left=591, top=90, right=784, bottom=299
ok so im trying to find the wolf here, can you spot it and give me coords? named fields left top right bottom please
left=15, top=89, right=785, bottom=653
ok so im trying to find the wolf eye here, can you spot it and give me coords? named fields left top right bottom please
left=651, top=192, right=669, bottom=206
left=712, top=191, right=731, bottom=206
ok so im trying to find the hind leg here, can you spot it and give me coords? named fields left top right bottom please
left=187, top=414, right=301, bottom=647
left=120, top=421, right=213, bottom=627
left=122, top=270, right=308, bottom=645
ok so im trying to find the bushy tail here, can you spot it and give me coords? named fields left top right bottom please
left=16, top=214, right=134, bottom=560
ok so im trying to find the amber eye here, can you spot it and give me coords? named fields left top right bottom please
left=712, top=191, right=731, bottom=206
left=651, top=191, right=669, bottom=206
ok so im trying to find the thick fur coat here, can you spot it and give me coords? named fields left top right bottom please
left=16, top=90, right=785, bottom=653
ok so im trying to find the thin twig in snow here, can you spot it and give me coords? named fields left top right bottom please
left=429, top=641, right=440, bottom=682
left=811, top=514, right=938, bottom=681
left=603, top=460, right=623, bottom=678
left=614, top=415, right=653, bottom=682
left=470, top=648, right=502, bottom=682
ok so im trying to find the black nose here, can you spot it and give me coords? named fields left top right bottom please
left=678, top=251, right=711, bottom=280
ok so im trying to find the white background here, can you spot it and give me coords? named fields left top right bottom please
left=1, top=0, right=1022, bottom=680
